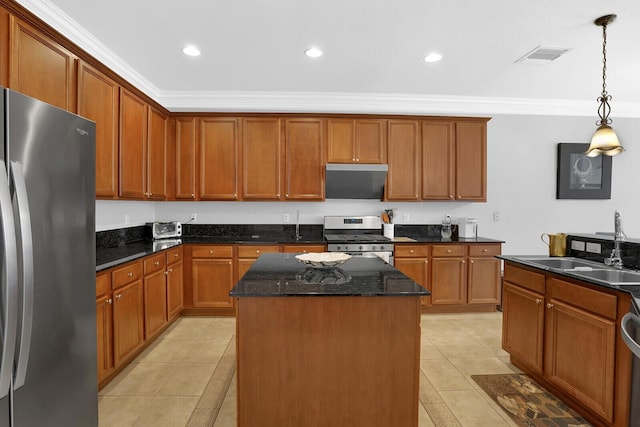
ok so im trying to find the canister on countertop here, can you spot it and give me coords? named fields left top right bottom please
left=457, top=218, right=478, bottom=238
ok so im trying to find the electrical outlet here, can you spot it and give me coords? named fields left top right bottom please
left=571, top=240, right=585, bottom=251
left=283, top=213, right=290, bottom=223
left=403, top=213, right=410, bottom=223
left=492, top=211, right=500, bottom=222
left=586, top=242, right=602, bottom=254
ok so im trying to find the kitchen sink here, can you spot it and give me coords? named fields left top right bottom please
left=569, top=269, right=640, bottom=285
left=515, top=257, right=599, bottom=270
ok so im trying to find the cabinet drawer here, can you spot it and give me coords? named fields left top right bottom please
left=237, top=245, right=280, bottom=258
left=112, top=260, right=143, bottom=289
left=192, top=245, right=233, bottom=258
left=395, top=245, right=429, bottom=258
left=96, top=272, right=111, bottom=297
left=431, top=245, right=465, bottom=257
left=468, top=244, right=501, bottom=257
left=166, top=247, right=183, bottom=265
left=144, top=253, right=165, bottom=275
left=548, top=277, right=617, bottom=320
left=282, top=245, right=326, bottom=254
left=504, top=263, right=545, bottom=294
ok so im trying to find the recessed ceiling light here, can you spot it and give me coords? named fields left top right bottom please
left=182, top=45, right=201, bottom=57
left=423, top=52, right=442, bottom=63
left=305, top=48, right=323, bottom=58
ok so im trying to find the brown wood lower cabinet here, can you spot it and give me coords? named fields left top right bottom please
left=112, top=267, right=145, bottom=366
left=394, top=242, right=501, bottom=312
left=502, top=262, right=632, bottom=427
left=143, top=253, right=168, bottom=339
left=192, top=245, right=235, bottom=308
left=166, top=247, right=184, bottom=320
left=96, top=272, right=113, bottom=384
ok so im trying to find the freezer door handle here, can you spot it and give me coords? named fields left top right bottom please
left=622, top=312, right=640, bottom=359
left=0, top=165, right=19, bottom=398
left=10, top=162, right=33, bottom=388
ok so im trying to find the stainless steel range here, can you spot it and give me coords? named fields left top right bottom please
left=324, top=216, right=394, bottom=265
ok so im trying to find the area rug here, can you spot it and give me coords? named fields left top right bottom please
left=471, top=374, right=592, bottom=427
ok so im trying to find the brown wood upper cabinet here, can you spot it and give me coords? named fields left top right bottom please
left=119, top=88, right=148, bottom=199
left=146, top=106, right=167, bottom=200
left=9, top=16, right=76, bottom=111
left=174, top=117, right=197, bottom=200
left=284, top=118, right=325, bottom=200
left=422, top=119, right=487, bottom=201
left=77, top=61, right=119, bottom=199
left=200, top=118, right=239, bottom=200
left=386, top=120, right=421, bottom=201
left=242, top=118, right=282, bottom=200
left=327, top=119, right=386, bottom=164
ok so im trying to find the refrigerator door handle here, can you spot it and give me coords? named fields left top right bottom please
left=10, top=161, right=33, bottom=388
left=0, top=165, right=19, bottom=399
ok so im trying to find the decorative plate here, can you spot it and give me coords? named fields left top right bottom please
left=295, top=252, right=351, bottom=268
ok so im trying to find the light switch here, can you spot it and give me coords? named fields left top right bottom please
left=586, top=242, right=601, bottom=254
left=571, top=240, right=585, bottom=251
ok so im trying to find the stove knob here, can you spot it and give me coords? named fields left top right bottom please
left=372, top=246, right=377, bottom=251
left=359, top=245, right=364, bottom=250
left=336, top=246, right=341, bottom=251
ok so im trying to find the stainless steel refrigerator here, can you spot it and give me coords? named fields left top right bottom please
left=0, top=89, right=97, bottom=426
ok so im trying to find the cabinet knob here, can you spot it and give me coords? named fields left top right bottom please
left=191, top=194, right=195, bottom=197
left=482, top=249, right=488, bottom=252
left=547, top=303, right=554, bottom=309
left=107, top=298, right=112, bottom=304
left=174, top=253, right=179, bottom=257
left=410, top=249, right=414, bottom=254
left=165, top=271, right=169, bottom=275
left=210, top=250, right=214, bottom=254
left=447, top=249, right=451, bottom=253
left=115, top=294, right=122, bottom=300
left=228, top=261, right=231, bottom=265
left=149, top=192, right=153, bottom=196
left=127, top=272, right=133, bottom=278
left=168, top=268, right=173, bottom=273
left=303, top=250, right=307, bottom=253
left=461, top=260, right=466, bottom=264
left=352, top=158, right=356, bottom=162
left=154, top=261, right=160, bottom=266
left=535, top=299, right=542, bottom=304
left=470, top=260, right=474, bottom=264
left=286, top=194, right=289, bottom=197
left=277, top=193, right=280, bottom=197
left=449, top=195, right=453, bottom=199
left=256, top=250, right=260, bottom=254
left=355, top=158, right=359, bottom=162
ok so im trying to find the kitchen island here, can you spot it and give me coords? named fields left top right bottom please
left=230, top=253, right=429, bottom=427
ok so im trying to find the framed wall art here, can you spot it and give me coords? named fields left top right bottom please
left=556, top=143, right=612, bottom=199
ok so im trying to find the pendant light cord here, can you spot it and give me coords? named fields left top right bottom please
left=597, top=21, right=613, bottom=126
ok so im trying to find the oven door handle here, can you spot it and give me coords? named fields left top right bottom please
left=621, top=312, right=640, bottom=359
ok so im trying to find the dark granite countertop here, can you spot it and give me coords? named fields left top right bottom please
left=395, top=236, right=503, bottom=244
left=230, top=253, right=429, bottom=297
left=499, top=255, right=640, bottom=312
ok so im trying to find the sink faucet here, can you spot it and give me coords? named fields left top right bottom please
left=295, top=209, right=301, bottom=241
left=605, top=210, right=626, bottom=269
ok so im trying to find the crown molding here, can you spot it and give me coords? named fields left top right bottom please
left=14, top=0, right=640, bottom=118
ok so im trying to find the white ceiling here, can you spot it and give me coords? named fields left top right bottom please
left=19, top=0, right=640, bottom=116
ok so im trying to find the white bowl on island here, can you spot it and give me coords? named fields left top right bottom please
left=295, top=252, right=351, bottom=268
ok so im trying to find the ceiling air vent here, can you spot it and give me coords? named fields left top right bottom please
left=516, top=46, right=571, bottom=64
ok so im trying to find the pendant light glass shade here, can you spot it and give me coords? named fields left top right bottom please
left=585, top=124, right=624, bottom=157
left=584, top=14, right=624, bottom=157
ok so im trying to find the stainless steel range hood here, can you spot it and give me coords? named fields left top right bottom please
left=325, top=163, right=388, bottom=199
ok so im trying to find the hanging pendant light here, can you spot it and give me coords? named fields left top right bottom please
left=585, top=14, right=624, bottom=157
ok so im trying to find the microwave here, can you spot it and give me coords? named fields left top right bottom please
left=147, top=221, right=182, bottom=239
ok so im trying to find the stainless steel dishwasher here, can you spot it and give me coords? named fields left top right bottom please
left=621, top=302, right=640, bottom=426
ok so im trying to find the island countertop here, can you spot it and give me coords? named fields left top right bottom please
left=230, top=253, right=429, bottom=297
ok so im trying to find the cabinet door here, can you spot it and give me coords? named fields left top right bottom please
left=143, top=269, right=167, bottom=339
left=147, top=106, right=167, bottom=200
left=175, top=117, right=197, bottom=200
left=544, top=299, right=615, bottom=421
left=327, top=119, right=354, bottom=163
left=430, top=258, right=466, bottom=305
left=502, top=281, right=544, bottom=374
left=284, top=119, right=325, bottom=200
left=422, top=121, right=455, bottom=200
left=77, top=61, right=119, bottom=198
left=455, top=122, right=486, bottom=201
left=242, top=118, right=282, bottom=200
left=192, top=258, right=234, bottom=307
left=200, top=118, right=239, bottom=200
left=395, top=257, right=430, bottom=306
left=119, top=88, right=147, bottom=199
left=467, top=257, right=501, bottom=304
left=9, top=16, right=75, bottom=110
left=166, top=261, right=184, bottom=320
left=112, top=280, right=144, bottom=366
left=355, top=119, right=386, bottom=163
left=96, top=293, right=113, bottom=383
left=386, top=120, right=420, bottom=200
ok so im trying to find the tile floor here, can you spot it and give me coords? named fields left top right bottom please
left=98, top=312, right=523, bottom=427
